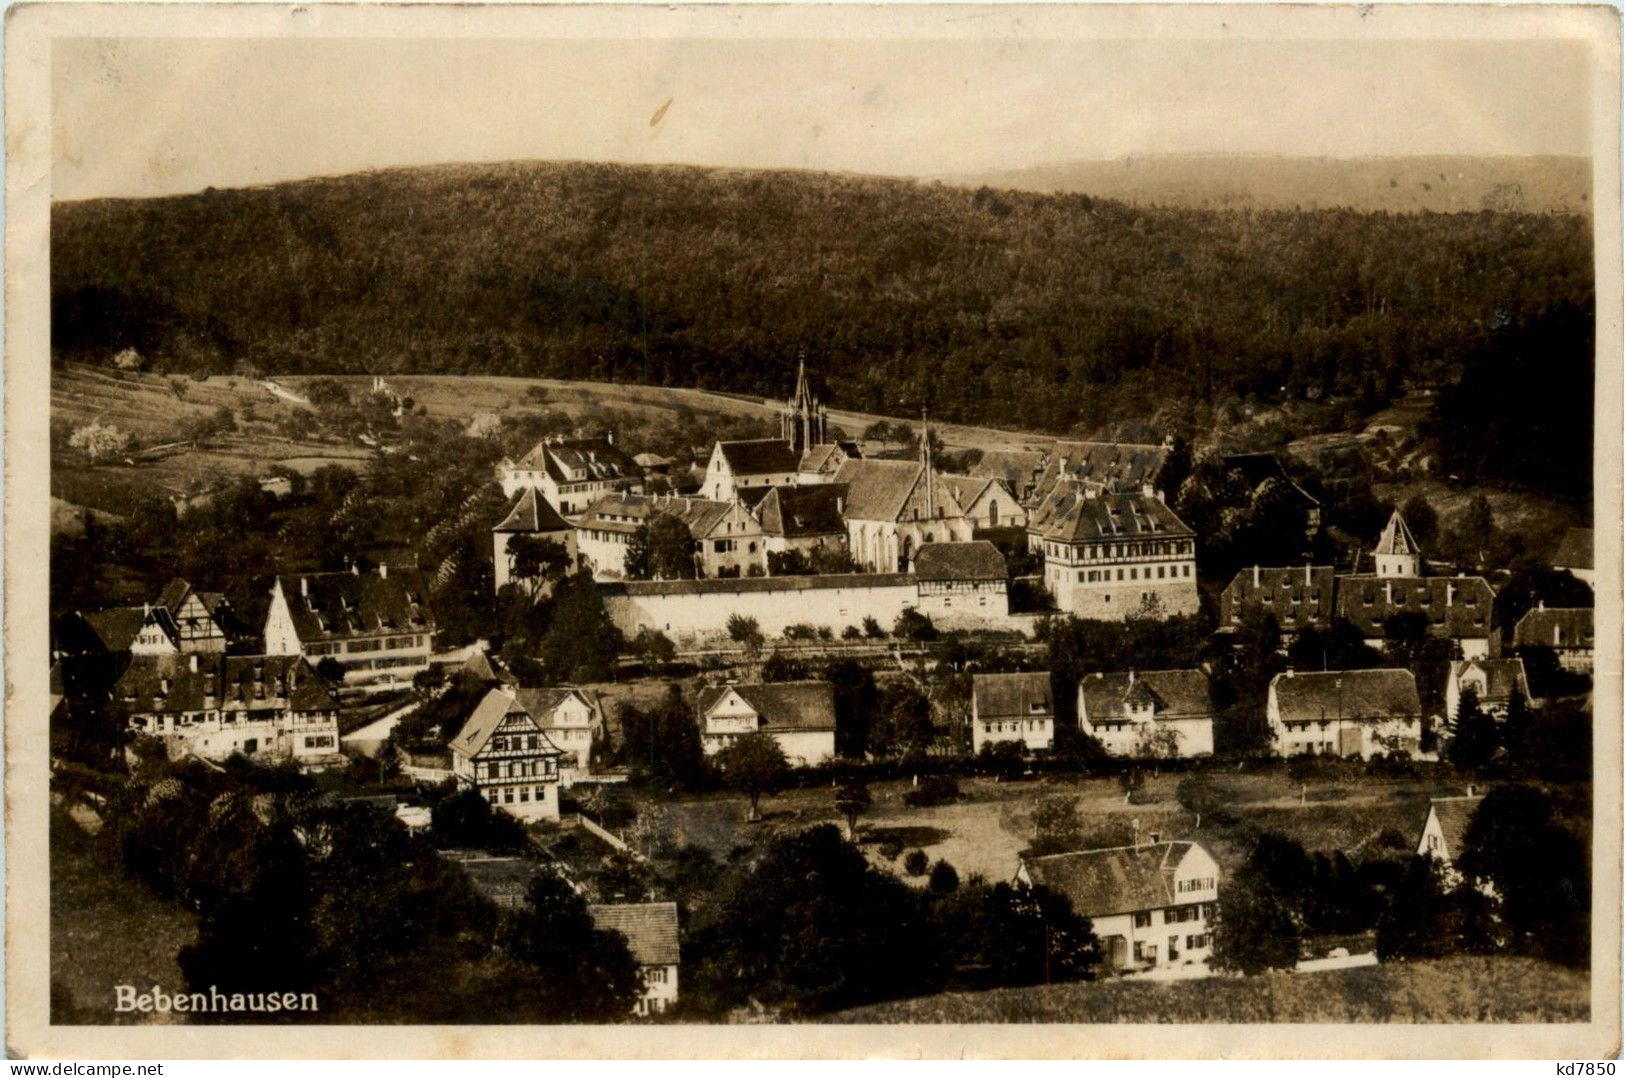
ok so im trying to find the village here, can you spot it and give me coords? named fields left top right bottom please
left=47, top=358, right=1595, bottom=1025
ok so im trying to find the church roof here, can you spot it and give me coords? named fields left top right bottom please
left=1376, top=511, right=1421, bottom=557
left=493, top=487, right=571, bottom=534
left=832, top=458, right=966, bottom=522
left=912, top=541, right=1007, bottom=581
left=716, top=439, right=802, bottom=477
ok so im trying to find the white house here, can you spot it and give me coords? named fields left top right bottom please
left=514, top=687, right=600, bottom=785
left=701, top=439, right=805, bottom=503
left=498, top=434, right=642, bottom=512
left=77, top=604, right=181, bottom=656
left=1029, top=486, right=1198, bottom=621
left=1018, top=840, right=1220, bottom=975
left=694, top=680, right=836, bottom=766
left=492, top=487, right=575, bottom=593
left=969, top=671, right=1054, bottom=753
left=1445, top=658, right=1532, bottom=720
left=939, top=475, right=1027, bottom=531
left=448, top=688, right=566, bottom=822
left=155, top=579, right=235, bottom=653
left=912, top=541, right=1009, bottom=618
left=1416, top=794, right=1482, bottom=869
left=1267, top=668, right=1422, bottom=759
left=751, top=484, right=851, bottom=561
left=1077, top=669, right=1215, bottom=757
left=589, top=902, right=680, bottom=1017
left=264, top=565, right=437, bottom=688
left=575, top=492, right=767, bottom=580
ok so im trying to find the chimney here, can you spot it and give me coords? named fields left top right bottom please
left=1384, top=580, right=1393, bottom=605
left=1537, top=599, right=1546, bottom=610
left=378, top=563, right=389, bottom=579
left=607, top=430, right=615, bottom=445
left=300, top=576, right=309, bottom=597
left=188, top=654, right=198, bottom=673
left=1128, top=670, right=1135, bottom=685
left=1253, top=565, right=1261, bottom=588
left=1305, top=563, right=1312, bottom=588
left=1446, top=582, right=1454, bottom=607
left=143, top=602, right=151, bottom=616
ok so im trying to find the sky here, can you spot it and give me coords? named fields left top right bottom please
left=52, top=32, right=1595, bottom=201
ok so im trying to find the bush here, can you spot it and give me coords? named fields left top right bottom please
left=903, top=775, right=961, bottom=808
left=928, top=859, right=960, bottom=894
left=783, top=624, right=819, bottom=641
left=862, top=616, right=885, bottom=639
left=841, top=625, right=863, bottom=640
left=894, top=609, right=939, bottom=642
left=903, top=848, right=929, bottom=876
left=877, top=838, right=904, bottom=861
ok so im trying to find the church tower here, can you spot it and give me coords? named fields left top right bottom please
left=1374, top=510, right=1423, bottom=577
left=781, top=354, right=827, bottom=452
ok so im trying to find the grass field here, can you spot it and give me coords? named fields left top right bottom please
left=823, top=955, right=1590, bottom=1023
left=50, top=802, right=197, bottom=1024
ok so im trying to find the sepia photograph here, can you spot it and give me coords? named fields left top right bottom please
left=6, top=1, right=1621, bottom=1059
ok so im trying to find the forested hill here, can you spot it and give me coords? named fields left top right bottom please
left=53, top=160, right=1593, bottom=442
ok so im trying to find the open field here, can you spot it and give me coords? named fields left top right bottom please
left=823, top=955, right=1590, bottom=1023
left=50, top=803, right=197, bottom=1024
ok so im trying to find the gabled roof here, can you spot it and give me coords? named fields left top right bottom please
left=82, top=606, right=178, bottom=653
left=913, top=541, right=1007, bottom=581
left=1552, top=527, right=1594, bottom=572
left=1334, top=575, right=1495, bottom=640
left=1220, top=565, right=1336, bottom=632
left=539, top=437, right=639, bottom=483
left=1022, top=841, right=1209, bottom=918
left=1269, top=668, right=1421, bottom=723
left=971, top=672, right=1053, bottom=720
left=589, top=902, right=680, bottom=967
left=462, top=649, right=516, bottom=686
left=579, top=492, right=745, bottom=540
left=494, top=487, right=571, bottom=534
left=513, top=687, right=598, bottom=730
left=832, top=458, right=926, bottom=522
left=1376, top=511, right=1421, bottom=557
left=1035, top=441, right=1169, bottom=499
left=937, top=475, right=995, bottom=510
left=1449, top=658, right=1530, bottom=703
left=1080, top=670, right=1214, bottom=723
left=449, top=688, right=563, bottom=759
left=754, top=484, right=848, bottom=538
left=798, top=444, right=850, bottom=477
left=115, top=654, right=336, bottom=715
left=1424, top=796, right=1481, bottom=863
left=968, top=449, right=1046, bottom=491
left=274, top=568, right=436, bottom=642
left=696, top=680, right=836, bottom=732
left=1029, top=488, right=1194, bottom=544
left=1513, top=606, right=1594, bottom=649
left=716, top=439, right=803, bottom=477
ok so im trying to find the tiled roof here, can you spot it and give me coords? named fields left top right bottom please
left=115, top=654, right=336, bottom=715
left=1034, top=441, right=1169, bottom=499
left=1553, top=528, right=1594, bottom=572
left=1513, top=606, right=1594, bottom=649
left=449, top=688, right=564, bottom=759
left=513, top=687, right=597, bottom=730
left=589, top=902, right=680, bottom=967
left=1376, top=511, right=1421, bottom=557
left=717, top=439, right=803, bottom=477
left=603, top=572, right=912, bottom=598
left=832, top=458, right=928, bottom=522
left=913, top=541, right=1007, bottom=581
left=969, top=450, right=1046, bottom=492
left=798, top=444, right=849, bottom=476
left=971, top=672, right=1053, bottom=721
left=754, top=484, right=849, bottom=538
left=82, top=606, right=176, bottom=653
left=1270, top=668, right=1421, bottom=723
left=157, top=579, right=193, bottom=614
left=494, top=487, right=570, bottom=534
left=1449, top=659, right=1530, bottom=703
left=579, top=492, right=742, bottom=539
left=1334, top=575, right=1494, bottom=640
left=1022, top=842, right=1206, bottom=918
left=938, top=475, right=994, bottom=510
left=696, top=680, right=836, bottom=732
left=275, top=568, right=436, bottom=642
left=1029, top=488, right=1195, bottom=544
left=461, top=649, right=516, bottom=686
left=539, top=437, right=639, bottom=483
left=1427, top=796, right=1481, bottom=862
left=1221, top=565, right=1336, bottom=632
left=1080, top=670, right=1214, bottom=723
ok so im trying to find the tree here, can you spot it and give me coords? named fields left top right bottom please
left=726, top=614, right=764, bottom=656
left=903, top=848, right=929, bottom=876
left=1029, top=795, right=1083, bottom=855
left=1445, top=686, right=1498, bottom=770
left=1457, top=785, right=1589, bottom=966
left=615, top=685, right=706, bottom=789
left=825, top=659, right=878, bottom=759
left=647, top=513, right=697, bottom=580
left=870, top=682, right=936, bottom=759
left=894, top=608, right=938, bottom=642
left=507, top=534, right=571, bottom=598
left=714, top=731, right=790, bottom=821
left=835, top=782, right=871, bottom=839
left=927, top=859, right=960, bottom=894
left=68, top=421, right=131, bottom=462
left=1400, top=494, right=1440, bottom=550
left=314, top=657, right=346, bottom=686
left=862, top=615, right=885, bottom=639
left=631, top=627, right=676, bottom=674
left=540, top=571, right=623, bottom=682
left=1209, top=873, right=1301, bottom=975
left=760, top=649, right=810, bottom=682
left=501, top=869, right=642, bottom=1021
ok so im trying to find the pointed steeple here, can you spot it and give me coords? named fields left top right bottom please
left=1374, top=510, right=1423, bottom=578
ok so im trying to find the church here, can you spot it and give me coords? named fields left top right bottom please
left=700, top=358, right=860, bottom=502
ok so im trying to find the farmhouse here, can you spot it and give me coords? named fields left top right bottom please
left=1018, top=840, right=1220, bottom=975
left=513, top=687, right=600, bottom=783
left=1030, top=487, right=1198, bottom=621
left=913, top=541, right=1009, bottom=617
left=1077, top=669, right=1215, bottom=757
left=498, top=434, right=642, bottom=513
left=155, top=579, right=236, bottom=653
left=1219, top=565, right=1336, bottom=637
left=263, top=565, right=437, bottom=688
left=1445, top=658, right=1531, bottom=720
left=448, top=688, right=566, bottom=822
left=492, top=487, right=575, bottom=592
left=834, top=456, right=974, bottom=573
left=1551, top=527, right=1594, bottom=588
left=1266, top=668, right=1422, bottom=759
left=969, top=672, right=1054, bottom=753
left=116, top=652, right=341, bottom=767
left=1513, top=604, right=1594, bottom=673
left=589, top=903, right=681, bottom=1017
left=695, top=680, right=836, bottom=766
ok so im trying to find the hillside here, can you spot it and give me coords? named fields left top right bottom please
left=52, top=160, right=1593, bottom=454
left=824, top=956, right=1589, bottom=1023
left=942, top=154, right=1593, bottom=215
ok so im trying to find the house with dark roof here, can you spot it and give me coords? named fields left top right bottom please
left=71, top=604, right=180, bottom=657
left=589, top=903, right=681, bottom=1016
left=575, top=492, right=766, bottom=580
left=701, top=439, right=805, bottom=502
left=115, top=652, right=340, bottom=766
left=1220, top=565, right=1336, bottom=637
left=1078, top=670, right=1215, bottom=757
left=833, top=457, right=973, bottom=573
left=968, top=449, right=1047, bottom=505
left=1333, top=574, right=1497, bottom=658
left=695, top=680, right=836, bottom=766
left=752, top=484, right=850, bottom=561
left=1417, top=795, right=1482, bottom=875
left=263, top=564, right=437, bottom=688
left=1029, top=487, right=1197, bottom=621
left=970, top=671, right=1054, bottom=753
left=492, top=487, right=575, bottom=593
left=1267, top=668, right=1423, bottom=759
left=513, top=687, right=601, bottom=781
left=448, top=688, right=566, bottom=821
left=939, top=475, right=1027, bottom=531
left=1018, top=840, right=1220, bottom=974
left=913, top=541, right=1009, bottom=618
left=797, top=442, right=860, bottom=484
left=1029, top=441, right=1173, bottom=507
left=1513, top=604, right=1594, bottom=673
left=156, top=578, right=236, bottom=653
left=1446, top=658, right=1532, bottom=721
left=498, top=434, right=642, bottom=514
left=1552, top=527, right=1594, bottom=588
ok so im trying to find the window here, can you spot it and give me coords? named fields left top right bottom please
left=503, top=787, right=514, bottom=804
left=647, top=967, right=667, bottom=984
left=1133, top=911, right=1152, bottom=928
left=520, top=787, right=531, bottom=802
